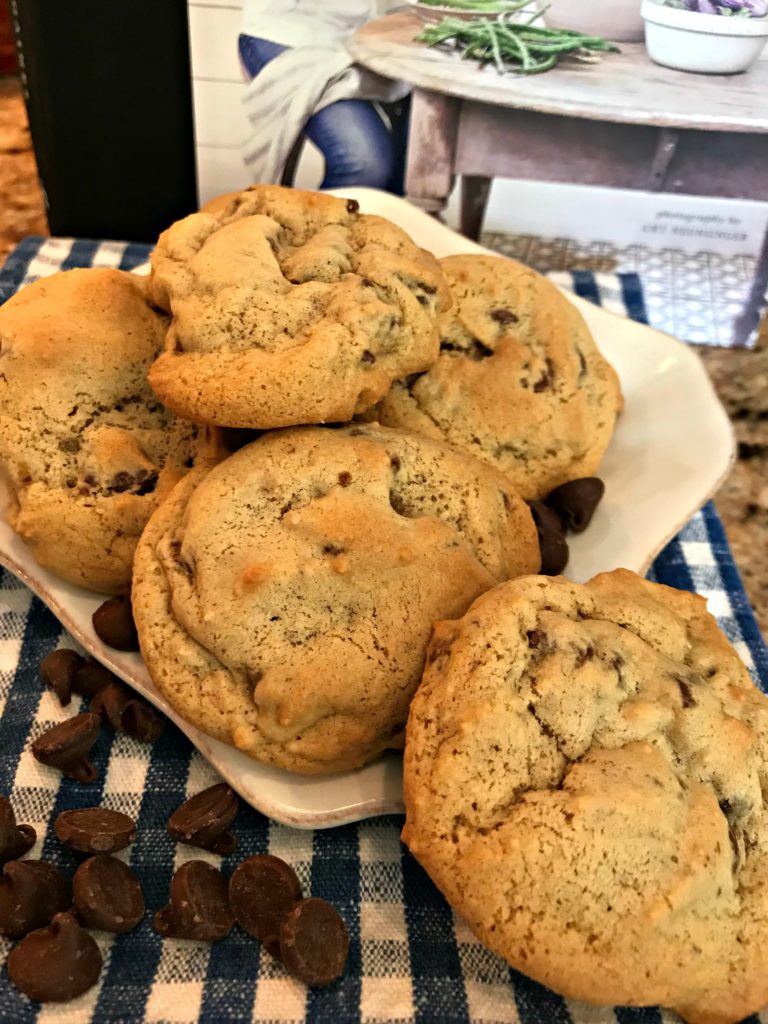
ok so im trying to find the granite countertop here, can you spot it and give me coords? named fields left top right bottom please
left=0, top=78, right=764, bottom=638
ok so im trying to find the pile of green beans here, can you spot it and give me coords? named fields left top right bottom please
left=416, top=14, right=619, bottom=75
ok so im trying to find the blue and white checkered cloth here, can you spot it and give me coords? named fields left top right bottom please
left=0, top=238, right=766, bottom=1024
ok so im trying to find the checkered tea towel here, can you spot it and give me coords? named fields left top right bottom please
left=0, top=237, right=765, bottom=1024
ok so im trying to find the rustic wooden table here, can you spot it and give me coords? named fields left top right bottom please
left=348, top=11, right=768, bottom=345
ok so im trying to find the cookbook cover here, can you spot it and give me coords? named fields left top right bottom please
left=186, top=0, right=767, bottom=346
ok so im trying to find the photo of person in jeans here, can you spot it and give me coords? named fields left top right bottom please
left=239, top=1, right=409, bottom=192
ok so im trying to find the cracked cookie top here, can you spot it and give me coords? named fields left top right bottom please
left=0, top=268, right=213, bottom=594
left=131, top=423, right=539, bottom=774
left=402, top=569, right=768, bottom=1024
left=147, top=186, right=450, bottom=429
left=376, top=254, right=622, bottom=500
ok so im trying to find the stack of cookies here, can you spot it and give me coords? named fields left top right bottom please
left=10, top=186, right=763, bottom=1020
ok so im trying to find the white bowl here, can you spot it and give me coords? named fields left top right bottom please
left=642, top=0, right=768, bottom=73
left=545, top=0, right=644, bottom=41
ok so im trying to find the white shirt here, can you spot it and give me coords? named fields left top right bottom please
left=241, top=0, right=399, bottom=48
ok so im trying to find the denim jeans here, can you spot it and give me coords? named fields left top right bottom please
left=238, top=34, right=407, bottom=193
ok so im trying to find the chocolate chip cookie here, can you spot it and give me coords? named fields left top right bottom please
left=0, top=268, right=217, bottom=593
left=147, top=185, right=450, bottom=429
left=131, top=423, right=539, bottom=773
left=402, top=569, right=768, bottom=1024
left=376, top=254, right=621, bottom=500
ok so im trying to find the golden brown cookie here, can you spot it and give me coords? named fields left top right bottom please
left=147, top=186, right=450, bottom=429
left=376, top=254, right=621, bottom=500
left=0, top=268, right=215, bottom=593
left=131, top=423, right=539, bottom=774
left=402, top=569, right=768, bottom=1024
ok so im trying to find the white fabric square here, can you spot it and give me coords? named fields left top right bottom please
left=701, top=589, right=733, bottom=619
left=252, top=975, right=307, bottom=1021
left=466, top=981, right=521, bottom=1023
left=360, top=900, right=407, bottom=943
left=359, top=821, right=403, bottom=863
left=360, top=976, right=413, bottom=1022
left=146, top=981, right=205, bottom=1023
left=681, top=541, right=716, bottom=567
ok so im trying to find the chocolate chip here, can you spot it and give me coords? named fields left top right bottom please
left=153, top=861, right=234, bottom=941
left=90, top=681, right=130, bottom=731
left=528, top=501, right=569, bottom=576
left=490, top=308, right=518, bottom=325
left=229, top=855, right=302, bottom=944
left=337, top=471, right=352, bottom=487
left=73, top=658, right=114, bottom=698
left=545, top=478, right=605, bottom=534
left=121, top=699, right=165, bottom=744
left=279, top=897, right=349, bottom=987
left=55, top=808, right=136, bottom=854
left=167, top=783, right=239, bottom=856
left=110, top=471, right=134, bottom=493
left=58, top=437, right=81, bottom=453
left=40, top=649, right=83, bottom=707
left=0, top=861, right=71, bottom=938
left=322, top=544, right=344, bottom=557
left=533, top=358, right=555, bottom=393
left=346, top=199, right=359, bottom=214
left=0, top=795, right=36, bottom=866
left=527, top=630, right=545, bottom=649
left=73, top=854, right=144, bottom=933
left=92, top=595, right=139, bottom=651
left=673, top=675, right=696, bottom=709
left=360, top=350, right=376, bottom=364
left=390, top=455, right=401, bottom=471
left=575, top=646, right=594, bottom=667
left=32, top=712, right=100, bottom=783
left=7, top=912, right=102, bottom=1002
left=389, top=490, right=408, bottom=516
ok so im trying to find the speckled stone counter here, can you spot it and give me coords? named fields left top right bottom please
left=0, top=76, right=764, bottom=639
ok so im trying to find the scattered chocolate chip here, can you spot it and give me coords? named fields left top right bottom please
left=90, top=681, right=130, bottom=731
left=73, top=658, right=114, bottom=699
left=389, top=490, right=408, bottom=516
left=526, top=630, right=545, bottom=650
left=416, top=294, right=428, bottom=306
left=40, top=649, right=83, bottom=707
left=0, top=861, right=71, bottom=938
left=109, top=471, right=134, bottom=493
left=360, top=350, right=376, bottom=364
left=337, top=471, right=352, bottom=487
left=32, top=713, right=100, bottom=783
left=279, top=897, right=349, bottom=987
left=58, top=437, right=81, bottom=453
left=73, top=854, right=144, bottom=933
left=545, top=478, right=605, bottom=534
left=390, top=455, right=401, bottom=471
left=167, top=784, right=239, bottom=856
left=92, top=595, right=139, bottom=651
left=229, top=855, right=302, bottom=945
left=345, top=199, right=359, bottom=214
left=533, top=358, right=555, bottom=393
left=153, top=861, right=234, bottom=941
left=528, top=501, right=569, bottom=576
left=490, top=308, right=518, bottom=325
left=575, top=646, right=594, bottom=667
left=0, top=796, right=36, bottom=866
left=55, top=808, right=136, bottom=854
left=322, top=544, right=345, bottom=557
left=121, top=700, right=165, bottom=744
left=8, top=912, right=102, bottom=1002
left=673, top=675, right=697, bottom=709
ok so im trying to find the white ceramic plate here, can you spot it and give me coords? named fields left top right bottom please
left=0, top=188, right=734, bottom=829
left=409, top=2, right=540, bottom=24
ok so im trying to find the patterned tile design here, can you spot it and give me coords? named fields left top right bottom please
left=484, top=232, right=759, bottom=347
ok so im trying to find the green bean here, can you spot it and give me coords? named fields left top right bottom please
left=415, top=14, right=618, bottom=75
